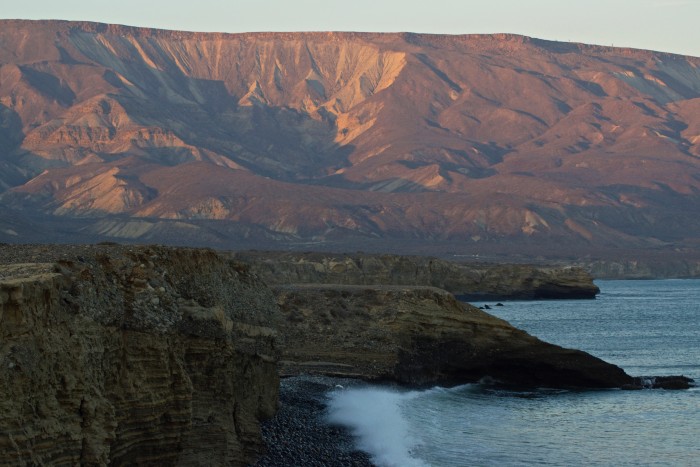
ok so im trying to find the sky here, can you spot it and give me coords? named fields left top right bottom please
left=2, top=0, right=699, bottom=57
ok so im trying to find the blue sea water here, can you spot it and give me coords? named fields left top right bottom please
left=326, top=280, right=700, bottom=466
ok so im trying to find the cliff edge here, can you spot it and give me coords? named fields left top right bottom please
left=0, top=244, right=281, bottom=466
left=232, top=251, right=600, bottom=299
left=274, top=284, right=631, bottom=388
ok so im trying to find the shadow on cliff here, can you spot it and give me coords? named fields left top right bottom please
left=86, top=50, right=357, bottom=182
left=0, top=104, right=28, bottom=190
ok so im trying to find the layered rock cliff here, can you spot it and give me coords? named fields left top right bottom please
left=0, top=244, right=280, bottom=466
left=232, top=251, right=600, bottom=299
left=273, top=284, right=630, bottom=388
left=238, top=251, right=690, bottom=389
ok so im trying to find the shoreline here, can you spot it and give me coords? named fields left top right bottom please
left=253, top=376, right=374, bottom=466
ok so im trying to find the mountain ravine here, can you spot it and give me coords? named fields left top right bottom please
left=0, top=20, right=700, bottom=264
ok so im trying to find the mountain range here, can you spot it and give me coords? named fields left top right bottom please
left=1, top=20, right=699, bottom=263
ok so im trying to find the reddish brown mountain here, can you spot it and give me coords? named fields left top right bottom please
left=1, top=20, right=699, bottom=261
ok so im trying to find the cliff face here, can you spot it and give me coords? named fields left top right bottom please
left=0, top=244, right=281, bottom=466
left=242, top=251, right=691, bottom=388
left=232, top=251, right=600, bottom=299
left=273, top=284, right=631, bottom=388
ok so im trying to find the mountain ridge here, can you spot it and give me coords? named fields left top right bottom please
left=1, top=20, right=700, bottom=262
left=4, top=19, right=697, bottom=58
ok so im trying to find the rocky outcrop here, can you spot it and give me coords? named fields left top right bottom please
left=0, top=244, right=281, bottom=466
left=232, top=251, right=600, bottom=300
left=273, top=284, right=632, bottom=388
left=627, top=375, right=695, bottom=390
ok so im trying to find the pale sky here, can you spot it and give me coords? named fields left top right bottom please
left=2, top=0, right=699, bottom=57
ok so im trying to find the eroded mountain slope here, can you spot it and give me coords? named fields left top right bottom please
left=1, top=20, right=700, bottom=255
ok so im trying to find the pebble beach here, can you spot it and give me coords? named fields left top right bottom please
left=254, top=376, right=373, bottom=467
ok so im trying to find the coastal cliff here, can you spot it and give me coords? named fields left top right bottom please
left=1, top=245, right=691, bottom=466
left=0, top=244, right=280, bottom=466
left=274, top=284, right=630, bottom=388
left=232, top=251, right=600, bottom=299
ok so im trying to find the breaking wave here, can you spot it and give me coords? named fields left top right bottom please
left=326, top=386, right=430, bottom=467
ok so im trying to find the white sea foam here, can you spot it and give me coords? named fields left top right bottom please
left=326, top=387, right=430, bottom=467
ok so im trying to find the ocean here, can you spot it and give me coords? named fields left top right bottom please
left=325, top=280, right=700, bottom=466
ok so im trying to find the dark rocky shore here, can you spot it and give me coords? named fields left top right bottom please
left=254, top=376, right=373, bottom=467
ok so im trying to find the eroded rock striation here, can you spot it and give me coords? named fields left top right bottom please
left=0, top=244, right=280, bottom=466
left=232, top=251, right=600, bottom=299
